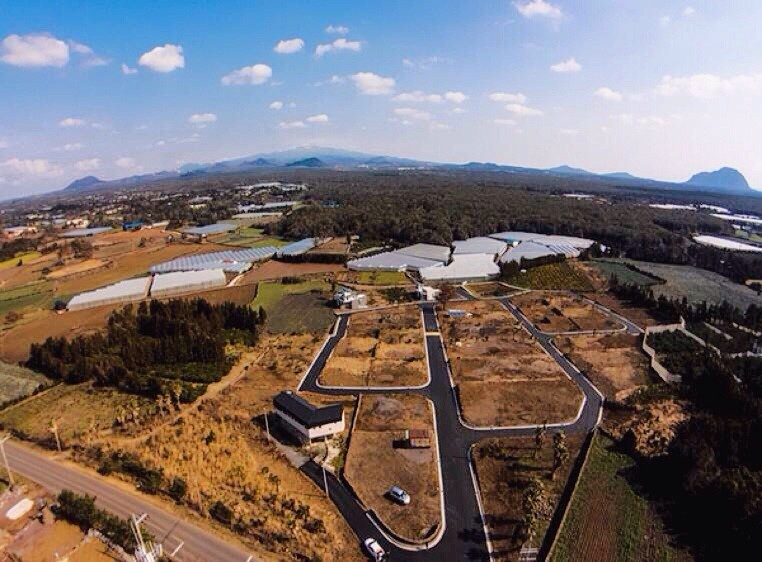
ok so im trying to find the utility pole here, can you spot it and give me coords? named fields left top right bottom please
left=0, top=435, right=14, bottom=487
left=322, top=436, right=329, bottom=497
left=263, top=412, right=270, bottom=441
left=50, top=419, right=62, bottom=453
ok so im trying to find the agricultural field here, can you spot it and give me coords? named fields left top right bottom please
left=344, top=394, right=440, bottom=542
left=617, top=259, right=759, bottom=310
left=503, top=261, right=596, bottom=292
left=0, top=281, right=54, bottom=318
left=241, top=260, right=346, bottom=282
left=512, top=292, right=623, bottom=333
left=310, top=237, right=350, bottom=254
left=440, top=300, right=583, bottom=426
left=467, top=281, right=519, bottom=298
left=355, top=270, right=409, bottom=285
left=264, top=291, right=336, bottom=334
left=0, top=251, right=41, bottom=269
left=250, top=236, right=291, bottom=248
left=0, top=383, right=154, bottom=446
left=587, top=293, right=662, bottom=328
left=319, top=307, right=427, bottom=387
left=252, top=278, right=331, bottom=310
left=555, top=334, right=651, bottom=401
left=588, top=260, right=660, bottom=287
left=473, top=433, right=583, bottom=561
left=0, top=361, right=51, bottom=408
left=551, top=434, right=691, bottom=562
left=216, top=227, right=266, bottom=246
left=45, top=258, right=107, bottom=280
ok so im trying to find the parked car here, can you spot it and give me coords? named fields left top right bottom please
left=388, top=485, right=411, bottom=505
left=364, top=538, right=386, bottom=561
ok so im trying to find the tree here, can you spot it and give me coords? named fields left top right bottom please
left=533, top=423, right=547, bottom=459
left=436, top=284, right=456, bottom=310
left=552, top=431, right=570, bottom=480
left=169, top=477, right=187, bottom=502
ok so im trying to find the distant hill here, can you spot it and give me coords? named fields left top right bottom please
left=548, top=165, right=594, bottom=176
left=603, top=172, right=639, bottom=180
left=64, top=175, right=105, bottom=192
left=685, top=167, right=752, bottom=194
left=286, top=157, right=325, bottom=168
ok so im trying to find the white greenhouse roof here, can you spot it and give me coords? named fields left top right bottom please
left=151, top=269, right=227, bottom=297
left=276, top=238, right=318, bottom=257
left=182, top=223, right=238, bottom=236
left=452, top=237, right=508, bottom=256
left=396, top=243, right=451, bottom=263
left=532, top=235, right=595, bottom=249
left=347, top=251, right=443, bottom=272
left=500, top=241, right=564, bottom=264
left=67, top=277, right=151, bottom=310
left=693, top=235, right=762, bottom=252
left=150, top=247, right=277, bottom=274
left=419, top=254, right=500, bottom=282
left=60, top=227, right=112, bottom=238
left=489, top=231, right=543, bottom=243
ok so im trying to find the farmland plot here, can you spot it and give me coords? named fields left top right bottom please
left=512, top=291, right=623, bottom=333
left=0, top=361, right=51, bottom=407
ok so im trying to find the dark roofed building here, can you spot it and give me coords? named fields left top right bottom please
left=273, top=391, right=345, bottom=443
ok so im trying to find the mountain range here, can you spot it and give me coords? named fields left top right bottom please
left=62, top=146, right=759, bottom=197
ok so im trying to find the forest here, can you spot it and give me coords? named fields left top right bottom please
left=26, top=298, right=262, bottom=402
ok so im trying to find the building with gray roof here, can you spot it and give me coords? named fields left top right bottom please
left=452, top=237, right=508, bottom=257
left=150, top=247, right=277, bottom=274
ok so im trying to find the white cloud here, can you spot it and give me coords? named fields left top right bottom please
left=594, top=87, right=623, bottom=101
left=75, top=158, right=100, bottom=171
left=121, top=63, right=138, bottom=75
left=0, top=33, right=69, bottom=67
left=0, top=157, right=62, bottom=178
left=351, top=72, right=395, bottom=95
left=560, top=128, right=578, bottom=136
left=221, top=64, right=272, bottom=85
left=62, top=143, right=84, bottom=151
left=314, top=74, right=345, bottom=86
left=69, top=40, right=108, bottom=67
left=430, top=122, right=450, bottom=130
left=325, top=25, right=349, bottom=35
left=452, top=107, right=466, bottom=114
left=138, top=44, right=184, bottom=73
left=402, top=56, right=451, bottom=70
left=550, top=57, right=581, bottom=73
left=394, top=107, right=432, bottom=121
left=655, top=72, right=762, bottom=99
left=115, top=157, right=138, bottom=169
left=444, top=91, right=468, bottom=103
left=393, top=90, right=443, bottom=103
left=188, top=113, right=217, bottom=126
left=659, top=15, right=672, bottom=27
left=488, top=92, right=527, bottom=104
left=494, top=118, right=517, bottom=126
left=274, top=38, right=304, bottom=54
left=270, top=100, right=284, bottom=110
left=306, top=114, right=329, bottom=123
left=278, top=120, right=306, bottom=129
left=315, top=38, right=361, bottom=57
left=683, top=6, right=696, bottom=17
left=513, top=0, right=562, bottom=19
left=610, top=113, right=666, bottom=127
left=59, top=117, right=86, bottom=127
left=505, top=103, right=543, bottom=116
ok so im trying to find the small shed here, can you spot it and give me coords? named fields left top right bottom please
left=405, top=428, right=431, bottom=449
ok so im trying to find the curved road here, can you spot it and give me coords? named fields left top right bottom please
left=299, top=296, right=606, bottom=561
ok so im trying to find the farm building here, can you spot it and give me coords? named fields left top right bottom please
left=500, top=240, right=568, bottom=264
left=150, top=247, right=277, bottom=274
left=67, top=277, right=151, bottom=311
left=419, top=253, right=500, bottom=283
left=452, top=237, right=508, bottom=257
left=60, top=227, right=112, bottom=238
left=396, top=243, right=451, bottom=263
left=182, top=223, right=238, bottom=241
left=150, top=269, right=227, bottom=298
left=347, top=243, right=450, bottom=272
left=276, top=238, right=318, bottom=257
left=405, top=429, right=431, bottom=448
left=273, top=391, right=345, bottom=444
left=489, top=231, right=546, bottom=245
left=238, top=201, right=298, bottom=212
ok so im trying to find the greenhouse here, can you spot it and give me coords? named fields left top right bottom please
left=67, top=277, right=152, bottom=311
left=150, top=247, right=278, bottom=273
left=150, top=269, right=227, bottom=299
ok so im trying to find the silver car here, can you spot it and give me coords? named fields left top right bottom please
left=388, top=485, right=411, bottom=505
left=364, top=537, right=385, bottom=561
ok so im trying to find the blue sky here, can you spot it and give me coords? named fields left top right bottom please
left=2, top=0, right=762, bottom=198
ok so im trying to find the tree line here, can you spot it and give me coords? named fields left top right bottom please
left=26, top=298, right=263, bottom=402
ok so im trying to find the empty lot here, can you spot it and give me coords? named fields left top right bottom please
left=512, top=291, right=622, bottom=333
left=440, top=300, right=583, bottom=426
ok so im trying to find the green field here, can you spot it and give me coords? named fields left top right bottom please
left=0, top=361, right=51, bottom=408
left=590, top=260, right=659, bottom=286
left=249, top=236, right=290, bottom=248
left=0, top=251, right=41, bottom=270
left=552, top=434, right=689, bottom=562
left=265, top=292, right=336, bottom=333
left=356, top=270, right=409, bottom=285
left=0, top=281, right=54, bottom=316
left=504, top=261, right=595, bottom=291
left=252, top=279, right=331, bottom=310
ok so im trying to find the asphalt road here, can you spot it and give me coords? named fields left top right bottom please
left=5, top=441, right=256, bottom=562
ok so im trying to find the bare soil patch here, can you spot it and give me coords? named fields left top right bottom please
left=555, top=333, right=651, bottom=401
left=511, top=291, right=622, bottom=333
left=241, top=261, right=346, bottom=282
left=345, top=394, right=440, bottom=542
left=586, top=293, right=662, bottom=328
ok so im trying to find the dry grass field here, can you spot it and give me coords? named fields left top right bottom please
left=319, top=307, right=427, bottom=387
left=241, top=261, right=346, bottom=282
left=45, top=258, right=108, bottom=280
left=467, top=282, right=519, bottom=298
left=344, top=394, right=440, bottom=542
left=511, top=291, right=622, bottom=333
left=439, top=300, right=583, bottom=426
left=0, top=361, right=51, bottom=407
left=474, top=434, right=583, bottom=561
left=587, top=293, right=663, bottom=329
left=555, top=334, right=651, bottom=401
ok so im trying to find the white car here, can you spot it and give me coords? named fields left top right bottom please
left=364, top=538, right=386, bottom=561
left=388, top=485, right=411, bottom=505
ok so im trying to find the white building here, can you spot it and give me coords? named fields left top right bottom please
left=273, top=391, right=345, bottom=443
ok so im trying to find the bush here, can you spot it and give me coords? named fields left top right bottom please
left=210, top=500, right=233, bottom=525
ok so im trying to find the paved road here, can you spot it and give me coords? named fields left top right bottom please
left=5, top=441, right=256, bottom=562
left=299, top=298, right=605, bottom=561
